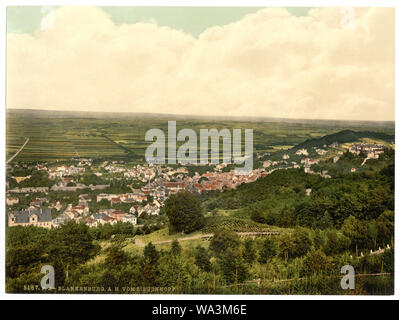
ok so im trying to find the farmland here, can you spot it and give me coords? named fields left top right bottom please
left=6, top=109, right=395, bottom=163
left=5, top=108, right=395, bottom=295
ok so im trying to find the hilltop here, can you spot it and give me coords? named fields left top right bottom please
left=292, top=130, right=395, bottom=151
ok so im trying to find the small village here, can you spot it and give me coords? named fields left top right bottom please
left=6, top=142, right=386, bottom=230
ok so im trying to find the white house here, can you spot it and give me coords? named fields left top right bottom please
left=122, top=215, right=137, bottom=225
left=6, top=197, right=19, bottom=206
left=295, top=149, right=309, bottom=156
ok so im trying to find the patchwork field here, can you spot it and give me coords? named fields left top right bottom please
left=6, top=109, right=395, bottom=163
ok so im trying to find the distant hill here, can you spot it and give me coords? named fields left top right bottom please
left=292, top=130, right=395, bottom=150
left=6, top=108, right=395, bottom=128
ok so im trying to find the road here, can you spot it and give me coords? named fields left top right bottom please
left=134, top=231, right=279, bottom=247
left=6, top=137, right=29, bottom=164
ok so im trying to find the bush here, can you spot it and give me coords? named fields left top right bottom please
left=250, top=210, right=266, bottom=224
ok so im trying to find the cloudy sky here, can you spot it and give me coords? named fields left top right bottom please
left=6, top=6, right=394, bottom=121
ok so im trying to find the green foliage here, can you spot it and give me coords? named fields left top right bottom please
left=250, top=210, right=266, bottom=224
left=376, top=210, right=394, bottom=246
left=170, top=240, right=182, bottom=256
left=217, top=248, right=249, bottom=284
left=293, top=130, right=393, bottom=151
left=5, top=112, right=395, bottom=294
left=88, top=221, right=135, bottom=240
left=278, top=227, right=313, bottom=261
left=304, top=250, right=332, bottom=275
left=140, top=257, right=159, bottom=287
left=323, top=229, right=351, bottom=255
left=6, top=221, right=100, bottom=292
left=258, top=238, right=276, bottom=264
left=194, top=246, right=212, bottom=272
left=202, top=215, right=273, bottom=233
left=143, top=242, right=159, bottom=265
left=209, top=229, right=240, bottom=258
left=164, top=191, right=205, bottom=234
left=242, top=239, right=257, bottom=265
left=18, top=170, right=52, bottom=188
left=79, top=173, right=106, bottom=186
left=105, top=245, right=128, bottom=267
left=341, top=216, right=368, bottom=255
left=292, top=227, right=313, bottom=257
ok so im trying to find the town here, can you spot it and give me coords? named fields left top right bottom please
left=6, top=141, right=387, bottom=229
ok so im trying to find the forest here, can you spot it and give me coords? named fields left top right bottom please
left=6, top=147, right=394, bottom=294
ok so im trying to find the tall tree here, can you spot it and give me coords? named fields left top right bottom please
left=194, top=245, right=212, bottom=272
left=143, top=242, right=159, bottom=265
left=210, top=229, right=240, bottom=258
left=242, top=238, right=257, bottom=265
left=164, top=192, right=205, bottom=233
left=341, top=215, right=368, bottom=256
left=170, top=239, right=182, bottom=256
left=258, top=238, right=276, bottom=264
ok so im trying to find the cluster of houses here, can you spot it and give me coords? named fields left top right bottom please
left=315, top=148, right=328, bottom=156
left=301, top=158, right=320, bottom=174
left=8, top=186, right=49, bottom=194
left=97, top=192, right=148, bottom=204
left=6, top=161, right=270, bottom=229
left=8, top=204, right=138, bottom=229
left=6, top=141, right=388, bottom=230
left=348, top=143, right=385, bottom=167
left=192, top=169, right=267, bottom=193
left=48, top=164, right=86, bottom=180
left=349, top=143, right=384, bottom=159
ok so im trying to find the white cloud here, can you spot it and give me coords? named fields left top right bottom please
left=7, top=6, right=394, bottom=121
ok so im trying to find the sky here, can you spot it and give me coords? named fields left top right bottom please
left=6, top=6, right=394, bottom=121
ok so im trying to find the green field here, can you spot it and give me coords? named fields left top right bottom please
left=6, top=109, right=394, bottom=163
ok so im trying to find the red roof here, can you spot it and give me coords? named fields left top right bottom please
left=112, top=211, right=126, bottom=215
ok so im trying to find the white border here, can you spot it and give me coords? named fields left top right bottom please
left=0, top=0, right=397, bottom=301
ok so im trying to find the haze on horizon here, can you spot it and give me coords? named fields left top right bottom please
left=6, top=7, right=395, bottom=121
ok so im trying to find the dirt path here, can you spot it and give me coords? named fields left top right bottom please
left=134, top=238, right=145, bottom=247
left=6, top=137, right=29, bottom=164
left=133, top=231, right=279, bottom=247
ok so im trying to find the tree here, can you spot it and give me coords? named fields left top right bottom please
left=367, top=220, right=378, bottom=250
left=217, top=248, right=249, bottom=284
left=164, top=192, right=205, bottom=233
left=209, top=229, right=240, bottom=258
left=258, top=238, right=276, bottom=264
left=170, top=240, right=182, bottom=256
left=278, top=234, right=296, bottom=262
left=323, top=229, right=350, bottom=255
left=49, top=221, right=99, bottom=266
left=376, top=210, right=394, bottom=246
left=140, top=257, right=158, bottom=287
left=158, top=254, right=189, bottom=290
left=194, top=246, right=211, bottom=272
left=292, top=227, right=312, bottom=257
left=100, top=269, right=117, bottom=288
left=277, top=228, right=312, bottom=261
left=304, top=250, right=332, bottom=275
left=242, top=239, right=257, bottom=265
left=341, top=215, right=368, bottom=256
left=105, top=245, right=128, bottom=267
left=143, top=242, right=159, bottom=265
left=278, top=207, right=296, bottom=228
left=250, top=210, right=266, bottom=224
left=313, top=211, right=334, bottom=229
